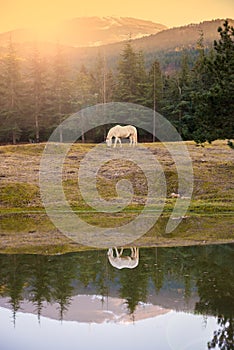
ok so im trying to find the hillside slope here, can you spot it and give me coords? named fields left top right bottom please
left=0, top=18, right=233, bottom=74
left=0, top=16, right=167, bottom=47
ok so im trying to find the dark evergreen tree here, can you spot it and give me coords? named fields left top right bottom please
left=147, top=59, right=163, bottom=111
left=90, top=53, right=107, bottom=104
left=114, top=41, right=148, bottom=104
left=0, top=39, right=23, bottom=144
left=192, top=20, right=234, bottom=144
left=161, top=51, right=194, bottom=139
left=50, top=45, right=73, bottom=142
left=72, top=65, right=97, bottom=142
left=24, top=47, right=50, bottom=142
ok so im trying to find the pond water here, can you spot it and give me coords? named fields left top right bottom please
left=0, top=244, right=233, bottom=350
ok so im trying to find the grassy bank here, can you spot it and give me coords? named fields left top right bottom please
left=0, top=140, right=233, bottom=253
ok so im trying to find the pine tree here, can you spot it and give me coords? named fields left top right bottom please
left=147, top=59, right=163, bottom=111
left=90, top=53, right=107, bottom=104
left=0, top=39, right=23, bottom=144
left=25, top=47, right=50, bottom=142
left=105, top=69, right=115, bottom=103
left=134, top=50, right=148, bottom=104
left=72, top=65, right=95, bottom=142
left=73, top=65, right=94, bottom=109
left=114, top=41, right=147, bottom=103
left=144, top=60, right=164, bottom=141
left=162, top=51, right=193, bottom=139
left=192, top=20, right=234, bottom=144
left=50, top=45, right=73, bottom=142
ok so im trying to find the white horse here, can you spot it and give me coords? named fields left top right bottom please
left=106, top=125, right=137, bottom=147
left=107, top=247, right=139, bottom=269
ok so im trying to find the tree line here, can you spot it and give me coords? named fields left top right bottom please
left=0, top=20, right=233, bottom=145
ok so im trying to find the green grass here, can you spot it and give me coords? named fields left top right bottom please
left=0, top=182, right=40, bottom=207
left=0, top=141, right=233, bottom=253
left=0, top=212, right=233, bottom=254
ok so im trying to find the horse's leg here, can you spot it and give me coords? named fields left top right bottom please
left=129, top=136, right=133, bottom=146
left=118, top=138, right=122, bottom=147
left=114, top=247, right=120, bottom=257
left=133, top=133, right=137, bottom=146
left=113, top=137, right=117, bottom=148
left=133, top=247, right=137, bottom=257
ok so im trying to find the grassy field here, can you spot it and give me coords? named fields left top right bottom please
left=0, top=140, right=233, bottom=253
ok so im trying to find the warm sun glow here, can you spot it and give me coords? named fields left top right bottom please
left=0, top=0, right=233, bottom=33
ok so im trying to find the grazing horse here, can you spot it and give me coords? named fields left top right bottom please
left=107, top=247, right=139, bottom=269
left=106, top=125, right=137, bottom=147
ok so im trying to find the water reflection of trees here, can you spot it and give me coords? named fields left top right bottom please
left=194, top=245, right=234, bottom=350
left=0, top=244, right=233, bottom=348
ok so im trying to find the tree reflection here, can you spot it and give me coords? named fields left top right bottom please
left=0, top=243, right=233, bottom=336
left=29, top=255, right=52, bottom=321
left=50, top=255, right=77, bottom=321
left=208, top=317, right=234, bottom=350
left=194, top=245, right=234, bottom=349
left=0, top=255, right=28, bottom=326
left=118, top=265, right=148, bottom=315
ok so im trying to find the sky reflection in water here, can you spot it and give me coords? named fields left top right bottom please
left=0, top=244, right=233, bottom=350
left=0, top=307, right=218, bottom=350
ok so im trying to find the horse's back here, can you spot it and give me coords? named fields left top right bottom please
left=107, top=124, right=137, bottom=142
left=111, top=124, right=136, bottom=132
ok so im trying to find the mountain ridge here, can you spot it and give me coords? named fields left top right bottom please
left=0, top=18, right=233, bottom=73
left=0, top=16, right=167, bottom=47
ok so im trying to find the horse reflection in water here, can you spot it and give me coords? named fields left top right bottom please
left=107, top=247, right=139, bottom=269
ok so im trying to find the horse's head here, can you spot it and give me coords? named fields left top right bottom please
left=106, top=137, right=112, bottom=147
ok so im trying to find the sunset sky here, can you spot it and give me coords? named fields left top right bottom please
left=0, top=0, right=233, bottom=32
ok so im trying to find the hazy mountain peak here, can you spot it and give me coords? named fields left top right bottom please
left=0, top=16, right=167, bottom=47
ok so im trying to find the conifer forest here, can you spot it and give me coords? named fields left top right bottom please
left=0, top=20, right=233, bottom=145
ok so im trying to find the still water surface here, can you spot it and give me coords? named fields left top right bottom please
left=0, top=244, right=233, bottom=350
